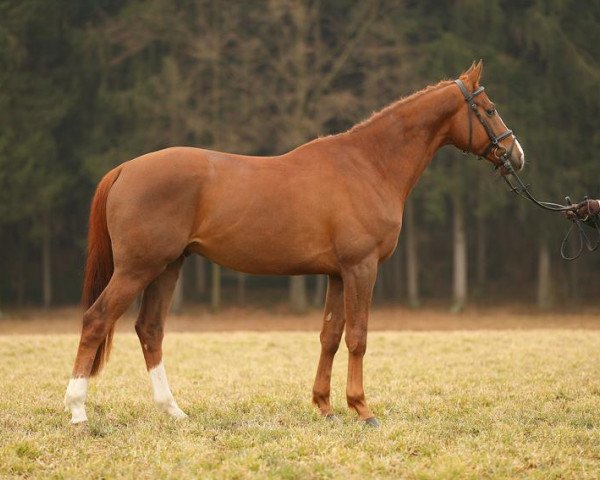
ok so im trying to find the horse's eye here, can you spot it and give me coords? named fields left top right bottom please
left=486, top=108, right=496, bottom=117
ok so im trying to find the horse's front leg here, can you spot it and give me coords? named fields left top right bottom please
left=342, top=258, right=379, bottom=426
left=312, top=275, right=345, bottom=418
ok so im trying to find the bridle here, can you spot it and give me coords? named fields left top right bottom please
left=454, top=78, right=600, bottom=260
left=454, top=79, right=515, bottom=161
left=454, top=78, right=566, bottom=210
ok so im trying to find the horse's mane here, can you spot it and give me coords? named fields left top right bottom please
left=296, top=79, right=454, bottom=149
left=345, top=79, right=454, bottom=134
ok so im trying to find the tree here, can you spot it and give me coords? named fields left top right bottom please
left=0, top=0, right=598, bottom=309
left=0, top=0, right=91, bottom=307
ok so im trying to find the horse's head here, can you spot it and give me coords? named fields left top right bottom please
left=450, top=60, right=525, bottom=174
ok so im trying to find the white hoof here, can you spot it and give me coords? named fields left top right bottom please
left=166, top=404, right=188, bottom=420
left=156, top=399, right=188, bottom=420
left=70, top=409, right=88, bottom=424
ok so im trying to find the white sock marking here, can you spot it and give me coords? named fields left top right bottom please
left=149, top=361, right=187, bottom=419
left=64, top=377, right=88, bottom=424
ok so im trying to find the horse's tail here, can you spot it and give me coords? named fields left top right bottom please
left=82, top=166, right=122, bottom=377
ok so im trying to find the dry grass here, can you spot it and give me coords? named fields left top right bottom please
left=1, top=319, right=600, bottom=478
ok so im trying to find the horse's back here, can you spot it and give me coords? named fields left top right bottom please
left=103, top=144, right=399, bottom=275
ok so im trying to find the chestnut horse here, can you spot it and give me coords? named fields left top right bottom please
left=65, top=61, right=524, bottom=426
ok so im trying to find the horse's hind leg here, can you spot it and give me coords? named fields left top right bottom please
left=135, top=257, right=186, bottom=419
left=65, top=269, right=156, bottom=423
left=312, top=275, right=345, bottom=418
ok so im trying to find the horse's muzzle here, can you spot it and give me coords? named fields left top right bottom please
left=511, top=138, right=525, bottom=171
left=497, top=138, right=524, bottom=175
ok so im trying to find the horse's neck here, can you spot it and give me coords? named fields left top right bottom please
left=342, top=82, right=459, bottom=200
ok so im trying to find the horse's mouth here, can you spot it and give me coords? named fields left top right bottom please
left=498, top=158, right=524, bottom=176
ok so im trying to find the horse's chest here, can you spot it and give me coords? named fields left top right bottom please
left=378, top=224, right=402, bottom=261
left=337, top=209, right=402, bottom=264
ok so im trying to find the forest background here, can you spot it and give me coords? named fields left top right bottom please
left=1, top=0, right=598, bottom=313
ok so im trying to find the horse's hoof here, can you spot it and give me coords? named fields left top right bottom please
left=67, top=405, right=88, bottom=424
left=325, top=413, right=340, bottom=423
left=364, top=416, right=380, bottom=428
left=167, top=406, right=188, bottom=420
left=70, top=414, right=88, bottom=425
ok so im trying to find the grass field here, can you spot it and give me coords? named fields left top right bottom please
left=1, top=312, right=600, bottom=478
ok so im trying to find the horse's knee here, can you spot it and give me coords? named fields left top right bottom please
left=320, top=332, right=342, bottom=356
left=345, top=334, right=367, bottom=356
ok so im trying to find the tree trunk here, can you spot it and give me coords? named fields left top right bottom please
left=16, top=222, right=26, bottom=305
left=568, top=257, right=580, bottom=304
left=475, top=214, right=486, bottom=297
left=391, top=248, right=403, bottom=301
left=211, top=263, right=221, bottom=312
left=537, top=241, right=552, bottom=310
left=382, top=260, right=394, bottom=299
left=313, top=275, right=326, bottom=307
left=195, top=256, right=207, bottom=297
left=289, top=276, right=308, bottom=313
left=452, top=192, right=467, bottom=312
left=237, top=272, right=246, bottom=306
left=405, top=199, right=420, bottom=308
left=41, top=211, right=52, bottom=309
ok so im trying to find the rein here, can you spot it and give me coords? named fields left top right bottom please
left=454, top=78, right=600, bottom=260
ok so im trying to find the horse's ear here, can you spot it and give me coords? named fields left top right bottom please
left=469, top=59, right=484, bottom=86
left=460, top=59, right=483, bottom=88
left=460, top=60, right=483, bottom=88
left=460, top=62, right=475, bottom=80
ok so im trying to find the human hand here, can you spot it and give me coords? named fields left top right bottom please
left=565, top=199, right=600, bottom=221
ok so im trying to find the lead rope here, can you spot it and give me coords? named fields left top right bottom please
left=500, top=158, right=600, bottom=260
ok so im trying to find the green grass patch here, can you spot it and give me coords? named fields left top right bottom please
left=1, top=331, right=599, bottom=478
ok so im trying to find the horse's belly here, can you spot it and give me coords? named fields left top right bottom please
left=189, top=224, right=338, bottom=276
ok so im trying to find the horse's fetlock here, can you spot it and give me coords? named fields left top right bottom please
left=312, top=388, right=330, bottom=405
left=346, top=391, right=365, bottom=408
left=64, top=378, right=88, bottom=417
